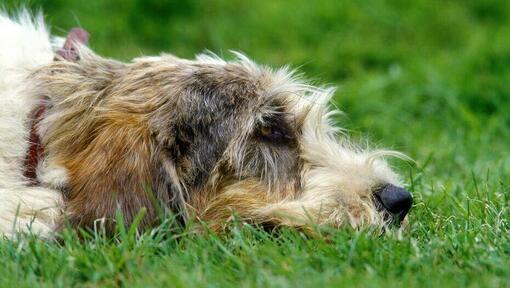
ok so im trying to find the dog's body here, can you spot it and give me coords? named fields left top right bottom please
left=0, top=11, right=411, bottom=238
left=0, top=12, right=64, bottom=237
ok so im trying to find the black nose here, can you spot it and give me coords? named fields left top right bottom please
left=374, top=184, right=413, bottom=222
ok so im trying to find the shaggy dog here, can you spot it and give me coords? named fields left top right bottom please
left=0, top=11, right=412, bottom=238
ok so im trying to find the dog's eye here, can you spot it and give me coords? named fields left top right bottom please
left=260, top=126, right=275, bottom=137
left=257, top=123, right=292, bottom=144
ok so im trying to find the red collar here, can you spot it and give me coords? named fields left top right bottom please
left=24, top=27, right=89, bottom=184
left=24, top=105, right=46, bottom=184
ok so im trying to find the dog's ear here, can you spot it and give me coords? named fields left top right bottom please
left=55, top=28, right=90, bottom=62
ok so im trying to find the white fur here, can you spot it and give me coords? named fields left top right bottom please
left=0, top=11, right=62, bottom=238
left=255, top=76, right=403, bottom=228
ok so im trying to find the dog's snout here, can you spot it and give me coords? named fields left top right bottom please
left=374, top=184, right=412, bottom=222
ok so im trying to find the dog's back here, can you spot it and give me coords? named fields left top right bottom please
left=0, top=11, right=56, bottom=86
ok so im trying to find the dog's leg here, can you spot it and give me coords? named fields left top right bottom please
left=0, top=186, right=62, bottom=238
left=197, top=180, right=380, bottom=231
left=199, top=191, right=332, bottom=231
left=195, top=181, right=320, bottom=231
left=195, top=183, right=277, bottom=232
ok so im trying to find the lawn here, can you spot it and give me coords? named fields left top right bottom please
left=1, top=0, right=510, bottom=287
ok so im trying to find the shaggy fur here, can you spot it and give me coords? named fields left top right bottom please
left=0, top=11, right=410, bottom=238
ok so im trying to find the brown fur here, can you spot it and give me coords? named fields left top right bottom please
left=27, top=46, right=408, bottom=234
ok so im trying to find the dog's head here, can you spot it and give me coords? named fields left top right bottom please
left=32, top=46, right=412, bottom=233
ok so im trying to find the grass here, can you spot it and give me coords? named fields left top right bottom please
left=2, top=0, right=510, bottom=287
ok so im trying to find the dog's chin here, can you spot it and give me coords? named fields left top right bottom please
left=374, top=201, right=410, bottom=230
left=381, top=211, right=408, bottom=228
left=375, top=211, right=411, bottom=237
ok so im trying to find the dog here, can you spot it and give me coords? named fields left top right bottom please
left=0, top=11, right=412, bottom=238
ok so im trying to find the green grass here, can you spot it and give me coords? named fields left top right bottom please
left=2, top=0, right=510, bottom=287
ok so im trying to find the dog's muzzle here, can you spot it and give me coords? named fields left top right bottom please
left=374, top=184, right=413, bottom=223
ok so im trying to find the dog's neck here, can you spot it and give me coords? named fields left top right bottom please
left=23, top=105, right=46, bottom=184
left=23, top=28, right=90, bottom=184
